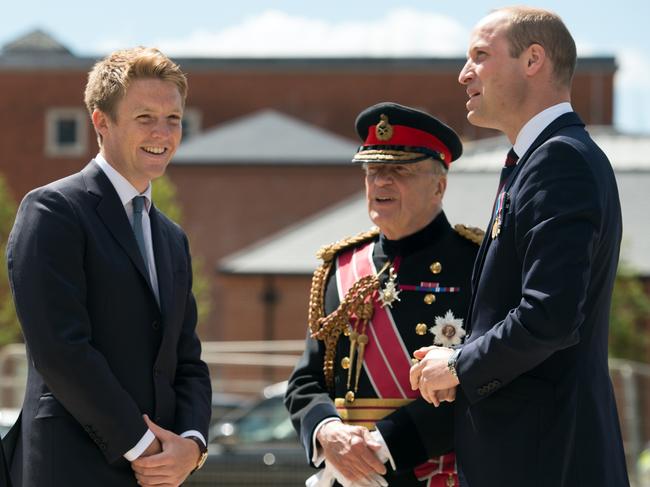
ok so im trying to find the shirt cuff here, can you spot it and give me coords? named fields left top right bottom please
left=124, top=429, right=156, bottom=461
left=181, top=430, right=207, bottom=446
left=311, top=417, right=342, bottom=466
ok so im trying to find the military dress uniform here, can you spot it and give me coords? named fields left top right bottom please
left=285, top=103, right=482, bottom=487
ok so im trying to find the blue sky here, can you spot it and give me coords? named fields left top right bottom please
left=2, top=0, right=649, bottom=133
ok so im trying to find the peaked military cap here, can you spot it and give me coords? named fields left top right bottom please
left=352, top=102, right=462, bottom=168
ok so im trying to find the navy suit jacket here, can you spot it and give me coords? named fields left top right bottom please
left=3, top=162, right=211, bottom=486
left=0, top=440, right=10, bottom=487
left=455, top=113, right=629, bottom=487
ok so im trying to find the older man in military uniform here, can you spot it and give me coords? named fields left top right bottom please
left=285, top=103, right=482, bottom=487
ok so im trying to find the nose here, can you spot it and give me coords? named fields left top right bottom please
left=458, top=59, right=473, bottom=85
left=151, top=119, right=173, bottom=138
left=371, top=170, right=394, bottom=187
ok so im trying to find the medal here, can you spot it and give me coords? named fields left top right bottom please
left=491, top=191, right=509, bottom=239
left=378, top=266, right=401, bottom=308
left=491, top=217, right=501, bottom=239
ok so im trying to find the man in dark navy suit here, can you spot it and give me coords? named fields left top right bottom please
left=4, top=47, right=211, bottom=487
left=1, top=441, right=10, bottom=487
left=410, top=6, right=629, bottom=487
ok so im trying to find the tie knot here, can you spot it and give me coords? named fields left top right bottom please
left=505, top=148, right=519, bottom=167
left=132, top=196, right=146, bottom=214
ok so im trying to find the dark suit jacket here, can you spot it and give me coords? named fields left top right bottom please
left=0, top=439, right=10, bottom=487
left=455, top=112, right=629, bottom=487
left=3, top=162, right=211, bottom=486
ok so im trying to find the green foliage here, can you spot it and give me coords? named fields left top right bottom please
left=152, top=175, right=212, bottom=327
left=609, top=266, right=650, bottom=362
left=0, top=175, right=21, bottom=346
left=152, top=175, right=182, bottom=224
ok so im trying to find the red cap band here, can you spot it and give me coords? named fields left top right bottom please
left=364, top=124, right=451, bottom=166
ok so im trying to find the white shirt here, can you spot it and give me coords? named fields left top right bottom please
left=512, top=102, right=573, bottom=159
left=93, top=154, right=206, bottom=460
left=94, top=154, right=159, bottom=304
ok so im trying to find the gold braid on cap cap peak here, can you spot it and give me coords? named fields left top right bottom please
left=352, top=150, right=430, bottom=162
left=308, top=227, right=381, bottom=389
left=454, top=224, right=485, bottom=245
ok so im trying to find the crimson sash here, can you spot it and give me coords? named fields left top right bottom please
left=336, top=241, right=457, bottom=486
left=336, top=242, right=416, bottom=398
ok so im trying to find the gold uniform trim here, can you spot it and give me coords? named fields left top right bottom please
left=334, top=398, right=414, bottom=430
left=334, top=398, right=413, bottom=408
left=352, top=149, right=427, bottom=162
left=308, top=228, right=381, bottom=389
left=454, top=223, right=485, bottom=245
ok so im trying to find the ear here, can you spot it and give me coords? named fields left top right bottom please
left=436, top=175, right=448, bottom=197
left=91, top=109, right=110, bottom=138
left=523, top=43, right=546, bottom=76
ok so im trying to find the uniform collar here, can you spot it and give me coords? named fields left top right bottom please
left=379, top=211, right=450, bottom=258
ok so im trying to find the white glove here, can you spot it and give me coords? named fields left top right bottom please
left=305, top=430, right=390, bottom=487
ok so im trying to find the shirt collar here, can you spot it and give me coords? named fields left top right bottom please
left=513, top=102, right=572, bottom=158
left=94, top=153, right=152, bottom=211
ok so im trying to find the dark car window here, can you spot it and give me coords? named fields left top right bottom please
left=233, top=396, right=295, bottom=443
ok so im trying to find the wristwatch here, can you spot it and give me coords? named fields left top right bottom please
left=186, top=436, right=208, bottom=473
left=447, top=348, right=462, bottom=378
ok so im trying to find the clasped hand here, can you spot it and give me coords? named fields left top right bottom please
left=130, top=415, right=200, bottom=487
left=317, top=421, right=387, bottom=487
left=409, top=346, right=459, bottom=406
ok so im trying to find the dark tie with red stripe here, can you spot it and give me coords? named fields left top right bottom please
left=497, top=148, right=519, bottom=195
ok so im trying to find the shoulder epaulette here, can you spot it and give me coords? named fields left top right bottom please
left=315, top=227, right=380, bottom=263
left=454, top=223, right=485, bottom=245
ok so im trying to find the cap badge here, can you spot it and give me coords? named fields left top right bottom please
left=375, top=114, right=394, bottom=141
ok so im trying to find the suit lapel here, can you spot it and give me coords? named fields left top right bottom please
left=81, top=162, right=156, bottom=301
left=150, top=206, right=173, bottom=320
left=467, top=112, right=586, bottom=328
left=502, top=111, right=585, bottom=196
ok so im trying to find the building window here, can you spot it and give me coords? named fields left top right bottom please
left=182, top=108, right=202, bottom=141
left=45, top=108, right=88, bottom=157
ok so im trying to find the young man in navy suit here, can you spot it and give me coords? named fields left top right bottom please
left=0, top=441, right=10, bottom=487
left=410, top=6, right=629, bottom=487
left=4, top=47, right=211, bottom=486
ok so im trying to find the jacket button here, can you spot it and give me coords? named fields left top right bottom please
left=154, top=368, right=160, bottom=377
left=152, top=320, right=159, bottom=330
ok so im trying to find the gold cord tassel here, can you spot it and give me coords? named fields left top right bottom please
left=346, top=330, right=358, bottom=390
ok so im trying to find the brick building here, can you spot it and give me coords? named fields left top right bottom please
left=0, top=29, right=617, bottom=338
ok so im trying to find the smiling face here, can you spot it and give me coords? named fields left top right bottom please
left=458, top=12, right=528, bottom=141
left=365, top=160, right=447, bottom=240
left=93, top=78, right=183, bottom=192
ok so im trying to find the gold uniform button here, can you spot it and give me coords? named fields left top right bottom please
left=345, top=390, right=355, bottom=403
left=430, top=262, right=442, bottom=274
left=341, top=357, right=350, bottom=369
left=424, top=293, right=436, bottom=304
left=415, top=323, right=428, bottom=335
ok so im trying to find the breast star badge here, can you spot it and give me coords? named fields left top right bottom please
left=429, top=310, right=466, bottom=347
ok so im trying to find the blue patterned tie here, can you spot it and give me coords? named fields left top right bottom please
left=132, top=196, right=148, bottom=271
